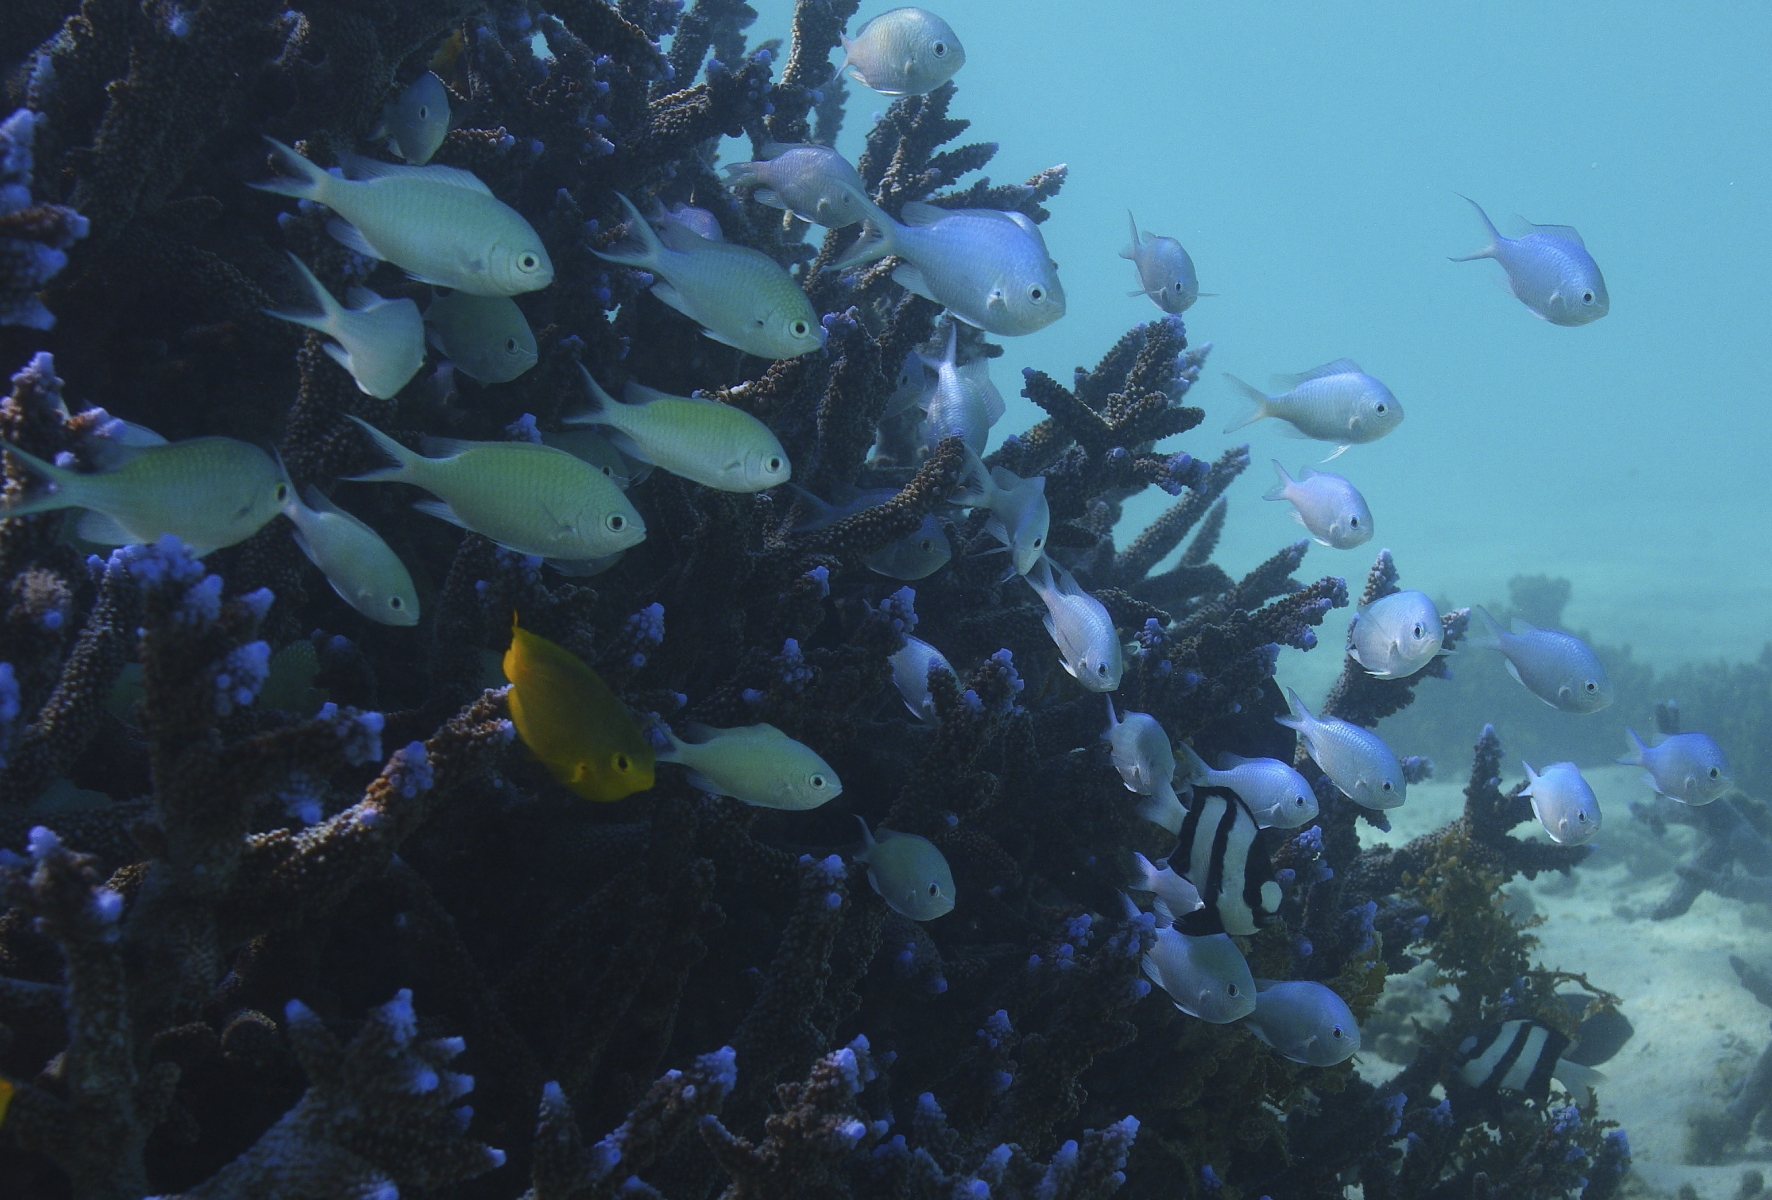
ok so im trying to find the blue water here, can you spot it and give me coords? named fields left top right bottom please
left=736, top=0, right=1772, bottom=691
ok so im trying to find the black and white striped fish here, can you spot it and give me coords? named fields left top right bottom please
left=1451, top=1019, right=1605, bottom=1102
left=1170, top=791, right=1280, bottom=936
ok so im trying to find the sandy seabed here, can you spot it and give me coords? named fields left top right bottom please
left=1353, top=764, right=1772, bottom=1199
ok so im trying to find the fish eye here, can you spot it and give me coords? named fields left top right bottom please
left=274, top=482, right=290, bottom=502
left=1710, top=767, right=1721, bottom=778
left=1582, top=291, right=1594, bottom=303
left=1226, top=983, right=1239, bottom=997
left=505, top=338, right=518, bottom=352
left=417, top=105, right=429, bottom=120
left=519, top=253, right=539, bottom=271
left=810, top=773, right=827, bottom=789
left=1412, top=624, right=1423, bottom=637
left=1028, top=285, right=1044, bottom=302
left=389, top=596, right=404, bottom=610
left=1577, top=811, right=1588, bottom=822
left=932, top=41, right=947, bottom=55
left=1381, top=780, right=1393, bottom=791
left=615, top=753, right=631, bottom=772
left=1032, top=536, right=1043, bottom=548
left=920, top=539, right=932, bottom=550
left=1295, top=795, right=1306, bottom=807
left=766, top=456, right=783, bottom=472
left=791, top=319, right=809, bottom=337
left=1332, top=1026, right=1344, bottom=1039
left=1585, top=681, right=1598, bottom=692
left=1375, top=404, right=1387, bottom=413
left=606, top=514, right=627, bottom=532
left=927, top=882, right=939, bottom=896
left=1350, top=517, right=1360, bottom=527
left=1097, top=663, right=1108, bottom=676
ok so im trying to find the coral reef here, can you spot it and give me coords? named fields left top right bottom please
left=0, top=3, right=1628, bottom=1198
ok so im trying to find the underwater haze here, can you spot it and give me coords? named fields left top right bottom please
left=8, top=0, right=1772, bottom=1196
left=748, top=0, right=1772, bottom=692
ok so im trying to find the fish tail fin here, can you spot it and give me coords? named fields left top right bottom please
left=1117, top=889, right=1142, bottom=921
left=1261, top=459, right=1293, bottom=502
left=1616, top=727, right=1647, bottom=767
left=950, top=448, right=993, bottom=507
left=1520, top=760, right=1540, bottom=791
left=1221, top=374, right=1271, bottom=433
left=1176, top=740, right=1212, bottom=786
left=1465, top=604, right=1504, bottom=651
left=785, top=483, right=838, bottom=532
left=1120, top=209, right=1140, bottom=260
left=250, top=137, right=331, bottom=202
left=1273, top=686, right=1309, bottom=733
left=563, top=365, right=623, bottom=429
left=263, top=252, right=343, bottom=335
left=343, top=415, right=423, bottom=483
left=1129, top=852, right=1160, bottom=893
left=0, top=442, right=83, bottom=517
left=1552, top=1058, right=1606, bottom=1094
left=832, top=189, right=898, bottom=269
left=1449, top=194, right=1501, bottom=262
left=594, top=192, right=667, bottom=271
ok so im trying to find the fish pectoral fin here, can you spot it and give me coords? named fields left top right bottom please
left=649, top=279, right=694, bottom=317
left=75, top=510, right=133, bottom=547
left=890, top=263, right=937, bottom=303
left=985, top=286, right=1007, bottom=311
left=700, top=327, right=747, bottom=350
left=683, top=769, right=724, bottom=795
left=326, top=219, right=382, bottom=259
left=411, top=497, right=471, bottom=530
left=1320, top=444, right=1351, bottom=462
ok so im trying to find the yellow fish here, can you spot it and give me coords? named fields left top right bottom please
left=502, top=616, right=654, bottom=801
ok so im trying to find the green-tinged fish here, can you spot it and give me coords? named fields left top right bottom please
left=2, top=437, right=288, bottom=555
left=540, top=428, right=648, bottom=489
left=345, top=416, right=644, bottom=559
left=593, top=192, right=824, bottom=359
left=252, top=138, right=554, bottom=296
left=841, top=7, right=965, bottom=96
left=568, top=369, right=790, bottom=492
left=504, top=615, right=655, bottom=801
left=373, top=72, right=451, bottom=165
left=657, top=721, right=841, bottom=810
left=264, top=254, right=425, bottom=400
left=854, top=815, right=955, bottom=920
left=283, top=484, right=419, bottom=626
left=423, top=290, right=537, bottom=384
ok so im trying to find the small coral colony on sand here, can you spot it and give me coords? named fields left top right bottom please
left=0, top=2, right=1659, bottom=1196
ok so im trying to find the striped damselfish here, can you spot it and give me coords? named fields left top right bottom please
left=1452, top=1019, right=1605, bottom=1102
left=1169, top=791, right=1280, bottom=937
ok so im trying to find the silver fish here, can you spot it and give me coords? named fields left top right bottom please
left=866, top=514, right=951, bottom=581
left=1247, top=981, right=1361, bottom=1066
left=374, top=71, right=450, bottom=165
left=1102, top=698, right=1184, bottom=833
left=725, top=142, right=871, bottom=228
left=283, top=484, right=419, bottom=626
left=838, top=200, right=1065, bottom=337
left=1467, top=606, right=1612, bottom=714
left=1128, top=853, right=1203, bottom=923
left=423, top=290, right=537, bottom=384
left=569, top=370, right=790, bottom=493
left=1223, top=359, right=1402, bottom=459
left=1025, top=556, right=1122, bottom=692
left=1451, top=196, right=1608, bottom=326
left=889, top=634, right=956, bottom=724
left=1276, top=687, right=1405, bottom=809
left=593, top=192, right=824, bottom=360
left=954, top=452, right=1048, bottom=576
left=1144, top=928, right=1255, bottom=1024
left=347, top=416, right=644, bottom=559
left=841, top=7, right=965, bottom=96
left=855, top=815, right=955, bottom=920
left=650, top=200, right=724, bottom=242
left=264, top=254, right=425, bottom=400
left=2, top=437, right=287, bottom=556
left=1521, top=760, right=1601, bottom=846
left=1264, top=461, right=1373, bottom=549
left=1122, top=211, right=1202, bottom=314
left=1348, top=589, right=1443, bottom=679
left=919, top=322, right=1004, bottom=454
left=1617, top=728, right=1732, bottom=806
left=660, top=722, right=842, bottom=810
left=1176, top=742, right=1318, bottom=830
left=252, top=139, right=553, bottom=296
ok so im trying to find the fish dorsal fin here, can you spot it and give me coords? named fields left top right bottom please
left=1518, top=219, right=1585, bottom=248
left=999, top=210, right=1040, bottom=238
left=1217, top=751, right=1249, bottom=768
left=300, top=483, right=348, bottom=518
left=759, top=141, right=797, bottom=159
left=899, top=201, right=946, bottom=227
left=656, top=218, right=716, bottom=253
left=418, top=435, right=480, bottom=459
left=622, top=381, right=679, bottom=407
left=1275, top=358, right=1363, bottom=388
left=747, top=723, right=790, bottom=740
left=1509, top=617, right=1538, bottom=635
left=344, top=286, right=382, bottom=310
left=339, top=152, right=492, bottom=195
left=852, top=813, right=876, bottom=857
left=681, top=722, right=720, bottom=744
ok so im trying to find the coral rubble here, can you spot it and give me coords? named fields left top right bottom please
left=0, top=3, right=1626, bottom=1198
